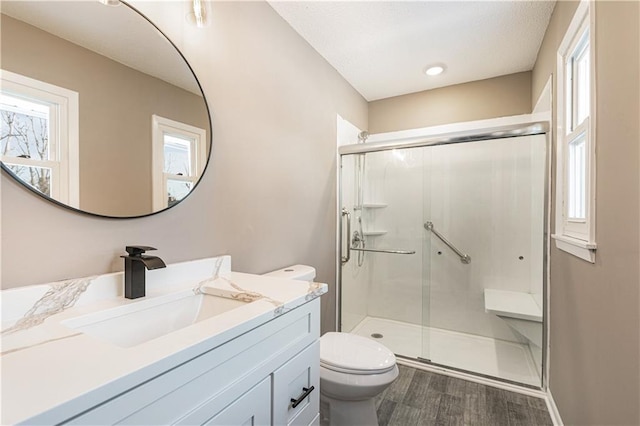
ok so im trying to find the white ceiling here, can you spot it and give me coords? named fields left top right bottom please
left=1, top=1, right=201, bottom=95
left=268, top=1, right=556, bottom=101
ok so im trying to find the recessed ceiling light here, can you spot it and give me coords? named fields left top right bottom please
left=425, top=65, right=445, bottom=76
left=98, top=0, right=121, bottom=6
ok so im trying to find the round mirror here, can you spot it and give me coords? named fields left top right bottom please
left=0, top=1, right=211, bottom=218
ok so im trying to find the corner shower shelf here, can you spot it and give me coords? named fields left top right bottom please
left=484, top=289, right=542, bottom=322
left=363, top=230, right=387, bottom=236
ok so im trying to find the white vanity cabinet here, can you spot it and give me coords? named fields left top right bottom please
left=58, top=298, right=321, bottom=426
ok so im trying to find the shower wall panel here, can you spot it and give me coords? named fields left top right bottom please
left=426, top=135, right=545, bottom=341
left=361, top=135, right=545, bottom=342
left=340, top=154, right=370, bottom=332
left=364, top=148, right=424, bottom=326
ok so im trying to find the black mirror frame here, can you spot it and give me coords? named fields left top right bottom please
left=0, top=0, right=212, bottom=219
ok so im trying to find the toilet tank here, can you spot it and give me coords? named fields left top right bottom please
left=263, top=265, right=316, bottom=281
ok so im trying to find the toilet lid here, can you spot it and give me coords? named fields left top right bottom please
left=320, top=332, right=396, bottom=374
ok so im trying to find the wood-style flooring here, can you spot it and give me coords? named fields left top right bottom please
left=374, top=365, right=553, bottom=426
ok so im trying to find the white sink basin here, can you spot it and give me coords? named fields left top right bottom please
left=62, top=290, right=247, bottom=348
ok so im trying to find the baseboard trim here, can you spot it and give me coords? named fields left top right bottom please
left=546, top=390, right=564, bottom=426
left=396, top=357, right=547, bottom=399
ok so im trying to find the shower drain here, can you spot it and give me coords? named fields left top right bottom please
left=370, top=333, right=384, bottom=339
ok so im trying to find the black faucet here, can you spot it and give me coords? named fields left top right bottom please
left=121, top=246, right=166, bottom=299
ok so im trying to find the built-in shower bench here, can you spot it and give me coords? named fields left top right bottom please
left=483, top=289, right=543, bottom=322
left=484, top=289, right=543, bottom=348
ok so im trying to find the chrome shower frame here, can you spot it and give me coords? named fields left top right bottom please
left=336, top=120, right=551, bottom=392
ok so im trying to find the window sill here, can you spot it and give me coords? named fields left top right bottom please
left=551, top=234, right=597, bottom=263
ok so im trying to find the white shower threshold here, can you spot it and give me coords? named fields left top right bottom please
left=350, top=316, right=540, bottom=387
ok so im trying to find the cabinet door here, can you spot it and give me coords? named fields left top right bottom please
left=308, top=413, right=320, bottom=426
left=273, top=341, right=320, bottom=426
left=203, top=377, right=271, bottom=426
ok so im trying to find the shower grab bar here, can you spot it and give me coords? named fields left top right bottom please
left=424, top=221, right=471, bottom=264
left=350, top=247, right=415, bottom=255
left=341, top=208, right=351, bottom=264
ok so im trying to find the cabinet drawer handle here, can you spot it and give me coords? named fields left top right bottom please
left=290, top=386, right=315, bottom=408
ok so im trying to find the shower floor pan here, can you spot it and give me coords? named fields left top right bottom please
left=350, top=316, right=540, bottom=387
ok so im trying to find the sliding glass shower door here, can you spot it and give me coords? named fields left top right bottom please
left=339, top=146, right=431, bottom=360
left=339, top=130, right=547, bottom=388
left=421, top=135, right=546, bottom=386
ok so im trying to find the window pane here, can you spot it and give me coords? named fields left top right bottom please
left=569, top=29, right=590, bottom=129
left=567, top=133, right=587, bottom=220
left=575, top=41, right=590, bottom=125
left=167, top=179, right=193, bottom=207
left=0, top=94, right=50, bottom=161
left=6, top=163, right=51, bottom=196
left=163, top=134, right=192, bottom=176
left=566, top=58, right=573, bottom=133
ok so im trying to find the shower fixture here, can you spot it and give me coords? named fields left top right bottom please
left=424, top=221, right=471, bottom=264
left=351, top=230, right=364, bottom=250
left=356, top=215, right=366, bottom=266
left=354, top=148, right=367, bottom=267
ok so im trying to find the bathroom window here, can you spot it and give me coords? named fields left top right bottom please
left=152, top=115, right=206, bottom=209
left=553, top=0, right=596, bottom=262
left=0, top=70, right=79, bottom=206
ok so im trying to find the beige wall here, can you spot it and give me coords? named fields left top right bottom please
left=1, top=15, right=209, bottom=217
left=368, top=72, right=532, bottom=133
left=4, top=6, right=638, bottom=420
left=532, top=2, right=640, bottom=425
left=1, top=1, right=368, bottom=333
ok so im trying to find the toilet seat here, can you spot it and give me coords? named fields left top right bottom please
left=320, top=361, right=395, bottom=375
left=320, top=332, right=396, bottom=375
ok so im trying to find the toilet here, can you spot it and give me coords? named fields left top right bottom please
left=264, top=265, right=399, bottom=426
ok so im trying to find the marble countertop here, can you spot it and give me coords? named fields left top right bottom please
left=0, top=256, right=327, bottom=425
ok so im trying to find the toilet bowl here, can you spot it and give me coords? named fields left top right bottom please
left=263, top=265, right=399, bottom=426
left=319, top=332, right=399, bottom=426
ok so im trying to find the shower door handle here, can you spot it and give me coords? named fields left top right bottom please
left=341, top=208, right=351, bottom=264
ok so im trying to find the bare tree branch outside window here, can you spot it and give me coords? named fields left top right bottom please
left=0, top=108, right=51, bottom=196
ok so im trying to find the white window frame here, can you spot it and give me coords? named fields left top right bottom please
left=0, top=70, right=79, bottom=207
left=151, top=114, right=206, bottom=210
left=552, top=0, right=597, bottom=262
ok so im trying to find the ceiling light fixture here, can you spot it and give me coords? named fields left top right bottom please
left=98, top=0, right=121, bottom=6
left=425, top=65, right=445, bottom=76
left=192, top=0, right=206, bottom=28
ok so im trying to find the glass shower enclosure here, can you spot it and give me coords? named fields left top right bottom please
left=338, top=124, right=548, bottom=388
